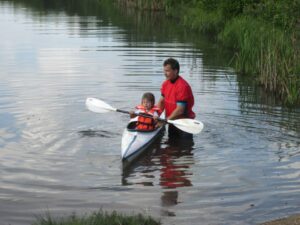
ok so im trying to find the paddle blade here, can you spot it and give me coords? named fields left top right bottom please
left=85, top=97, right=117, bottom=113
left=168, top=118, right=204, bottom=134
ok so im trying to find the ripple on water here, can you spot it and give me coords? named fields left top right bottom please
left=1, top=1, right=300, bottom=225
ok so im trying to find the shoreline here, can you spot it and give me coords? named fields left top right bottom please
left=261, top=214, right=300, bottom=225
left=30, top=211, right=300, bottom=225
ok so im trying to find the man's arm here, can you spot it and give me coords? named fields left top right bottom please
left=167, top=103, right=185, bottom=120
left=157, top=96, right=165, bottom=111
left=154, top=96, right=165, bottom=128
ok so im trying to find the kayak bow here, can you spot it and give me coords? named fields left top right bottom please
left=121, top=117, right=164, bottom=162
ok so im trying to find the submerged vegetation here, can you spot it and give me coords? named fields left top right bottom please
left=115, top=0, right=300, bottom=106
left=32, top=211, right=161, bottom=225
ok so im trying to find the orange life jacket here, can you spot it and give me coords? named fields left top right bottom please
left=136, top=105, right=161, bottom=131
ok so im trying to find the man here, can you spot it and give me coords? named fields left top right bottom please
left=157, top=58, right=195, bottom=138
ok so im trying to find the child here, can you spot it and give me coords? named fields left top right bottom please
left=130, top=92, right=162, bottom=131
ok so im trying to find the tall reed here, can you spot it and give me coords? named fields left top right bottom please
left=220, top=17, right=300, bottom=105
left=115, top=0, right=164, bottom=10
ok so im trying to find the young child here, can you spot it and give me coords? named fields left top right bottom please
left=130, top=92, right=162, bottom=131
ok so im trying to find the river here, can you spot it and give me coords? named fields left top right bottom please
left=0, top=1, right=300, bottom=225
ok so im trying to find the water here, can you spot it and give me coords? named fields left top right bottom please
left=0, top=1, right=300, bottom=225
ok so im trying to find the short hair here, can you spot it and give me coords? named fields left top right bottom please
left=163, top=58, right=180, bottom=73
left=142, top=92, right=155, bottom=105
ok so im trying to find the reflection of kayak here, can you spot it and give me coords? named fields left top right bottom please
left=121, top=117, right=164, bottom=162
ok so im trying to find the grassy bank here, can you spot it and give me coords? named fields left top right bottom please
left=115, top=0, right=300, bottom=106
left=32, top=210, right=161, bottom=225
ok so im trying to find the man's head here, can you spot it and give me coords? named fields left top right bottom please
left=141, top=92, right=155, bottom=110
left=163, top=58, right=180, bottom=81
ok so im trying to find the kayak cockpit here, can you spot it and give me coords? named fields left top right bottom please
left=127, top=121, right=160, bottom=133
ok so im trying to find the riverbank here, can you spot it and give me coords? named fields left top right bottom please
left=32, top=211, right=161, bottom=225
left=32, top=211, right=300, bottom=225
left=261, top=214, right=300, bottom=225
left=113, top=0, right=300, bottom=106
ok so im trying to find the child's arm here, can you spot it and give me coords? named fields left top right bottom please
left=157, top=96, right=165, bottom=111
left=129, top=110, right=137, bottom=118
left=129, top=107, right=140, bottom=118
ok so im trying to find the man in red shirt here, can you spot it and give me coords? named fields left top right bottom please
left=157, top=58, right=195, bottom=138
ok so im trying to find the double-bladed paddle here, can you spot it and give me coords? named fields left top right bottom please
left=85, top=97, right=204, bottom=134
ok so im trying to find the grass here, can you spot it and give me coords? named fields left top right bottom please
left=219, top=16, right=300, bottom=105
left=32, top=210, right=161, bottom=225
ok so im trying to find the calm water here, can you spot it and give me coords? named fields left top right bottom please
left=1, top=1, right=300, bottom=225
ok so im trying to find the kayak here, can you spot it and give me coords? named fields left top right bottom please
left=121, top=117, right=164, bottom=162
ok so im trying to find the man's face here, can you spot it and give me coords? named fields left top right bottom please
left=164, top=64, right=178, bottom=81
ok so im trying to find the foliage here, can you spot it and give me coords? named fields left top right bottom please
left=243, top=0, right=300, bottom=31
left=115, top=0, right=164, bottom=10
left=32, top=210, right=161, bottom=225
left=219, top=16, right=300, bottom=104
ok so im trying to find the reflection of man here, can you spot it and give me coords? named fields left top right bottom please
left=159, top=138, right=194, bottom=189
left=160, top=190, right=178, bottom=216
left=161, top=191, right=178, bottom=206
left=157, top=58, right=195, bottom=138
left=159, top=149, right=192, bottom=189
left=159, top=139, right=194, bottom=216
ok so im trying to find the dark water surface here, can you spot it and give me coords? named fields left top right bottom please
left=0, top=1, right=300, bottom=225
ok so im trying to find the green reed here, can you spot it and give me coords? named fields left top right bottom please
left=32, top=210, right=161, bottom=225
left=114, top=0, right=164, bottom=10
left=220, top=17, right=300, bottom=105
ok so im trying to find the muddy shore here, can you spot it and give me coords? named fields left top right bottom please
left=261, top=214, right=300, bottom=225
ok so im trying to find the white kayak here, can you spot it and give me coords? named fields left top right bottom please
left=121, top=117, right=164, bottom=162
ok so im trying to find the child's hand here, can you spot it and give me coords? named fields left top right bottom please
left=129, top=111, right=136, bottom=118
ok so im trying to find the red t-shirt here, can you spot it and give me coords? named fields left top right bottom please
left=161, top=76, right=195, bottom=119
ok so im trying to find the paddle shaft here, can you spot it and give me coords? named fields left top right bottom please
left=86, top=98, right=203, bottom=134
left=116, top=109, right=166, bottom=122
left=116, top=108, right=202, bottom=134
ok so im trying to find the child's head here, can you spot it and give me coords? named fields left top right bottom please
left=141, top=92, right=155, bottom=110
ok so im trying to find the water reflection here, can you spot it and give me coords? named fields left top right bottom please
left=78, top=129, right=117, bottom=138
left=1, top=0, right=300, bottom=224
left=121, top=137, right=194, bottom=187
left=158, top=138, right=194, bottom=217
left=122, top=136, right=194, bottom=217
left=158, top=138, right=194, bottom=189
left=0, top=112, right=22, bottom=148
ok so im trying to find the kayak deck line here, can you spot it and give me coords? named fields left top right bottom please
left=122, top=132, right=137, bottom=159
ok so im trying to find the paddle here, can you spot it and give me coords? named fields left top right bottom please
left=85, top=97, right=204, bottom=134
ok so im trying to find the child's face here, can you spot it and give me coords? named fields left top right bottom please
left=142, top=98, right=153, bottom=110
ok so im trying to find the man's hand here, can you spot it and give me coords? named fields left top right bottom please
left=154, top=116, right=166, bottom=128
